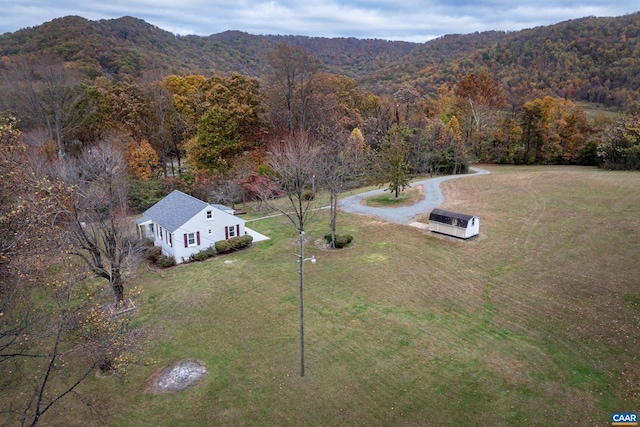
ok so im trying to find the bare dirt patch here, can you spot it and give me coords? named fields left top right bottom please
left=145, top=358, right=208, bottom=394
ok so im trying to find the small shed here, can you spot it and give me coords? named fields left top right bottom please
left=428, top=208, right=480, bottom=239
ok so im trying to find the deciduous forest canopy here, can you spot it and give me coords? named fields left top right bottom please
left=0, top=12, right=638, bottom=197
left=0, top=12, right=638, bottom=206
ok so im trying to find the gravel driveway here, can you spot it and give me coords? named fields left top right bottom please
left=339, top=167, right=490, bottom=224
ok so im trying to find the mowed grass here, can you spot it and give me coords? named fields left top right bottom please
left=363, top=186, right=424, bottom=207
left=59, top=165, right=638, bottom=427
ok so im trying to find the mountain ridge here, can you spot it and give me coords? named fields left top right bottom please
left=1, top=13, right=639, bottom=109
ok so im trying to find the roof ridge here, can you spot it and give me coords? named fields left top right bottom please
left=170, top=189, right=209, bottom=206
left=142, top=189, right=211, bottom=232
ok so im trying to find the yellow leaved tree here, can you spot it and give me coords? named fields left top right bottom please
left=125, top=139, right=160, bottom=181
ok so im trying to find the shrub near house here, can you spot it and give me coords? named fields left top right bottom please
left=215, top=235, right=253, bottom=253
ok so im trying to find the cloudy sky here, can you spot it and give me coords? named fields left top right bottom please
left=1, top=1, right=637, bottom=42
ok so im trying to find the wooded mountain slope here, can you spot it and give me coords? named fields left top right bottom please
left=1, top=12, right=639, bottom=109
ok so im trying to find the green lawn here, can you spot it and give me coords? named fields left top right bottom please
left=362, top=185, right=424, bottom=207
left=58, top=165, right=639, bottom=426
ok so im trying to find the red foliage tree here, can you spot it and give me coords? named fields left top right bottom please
left=238, top=172, right=284, bottom=210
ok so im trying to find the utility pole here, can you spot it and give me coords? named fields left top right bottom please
left=298, top=230, right=315, bottom=377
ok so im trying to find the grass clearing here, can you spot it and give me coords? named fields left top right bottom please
left=32, top=165, right=640, bottom=426
left=362, top=186, right=424, bottom=207
left=575, top=101, right=622, bottom=119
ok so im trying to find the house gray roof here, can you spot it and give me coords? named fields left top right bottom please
left=135, top=217, right=152, bottom=226
left=429, top=208, right=477, bottom=228
left=142, top=190, right=209, bottom=232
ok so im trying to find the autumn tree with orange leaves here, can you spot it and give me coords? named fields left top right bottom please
left=125, top=138, right=160, bottom=181
left=520, top=96, right=589, bottom=164
left=455, top=69, right=507, bottom=159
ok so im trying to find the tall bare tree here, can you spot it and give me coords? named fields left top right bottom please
left=267, top=131, right=321, bottom=232
left=319, top=127, right=369, bottom=247
left=0, top=54, right=86, bottom=157
left=141, top=72, right=175, bottom=177
left=361, top=95, right=396, bottom=151
left=59, top=140, right=142, bottom=305
left=265, top=45, right=323, bottom=133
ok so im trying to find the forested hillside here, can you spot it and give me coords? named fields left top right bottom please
left=1, top=13, right=639, bottom=108
left=0, top=16, right=417, bottom=84
left=1, top=12, right=639, bottom=177
left=366, top=13, right=640, bottom=107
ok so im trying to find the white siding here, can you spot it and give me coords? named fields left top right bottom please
left=429, top=216, right=479, bottom=239
left=466, top=217, right=480, bottom=238
left=152, top=224, right=175, bottom=257
left=170, top=206, right=246, bottom=264
left=429, top=222, right=466, bottom=238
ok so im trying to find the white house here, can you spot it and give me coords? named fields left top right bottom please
left=428, top=208, right=480, bottom=239
left=136, top=190, right=246, bottom=263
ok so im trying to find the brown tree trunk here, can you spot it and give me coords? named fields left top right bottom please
left=329, top=192, right=338, bottom=248
left=111, top=267, right=124, bottom=304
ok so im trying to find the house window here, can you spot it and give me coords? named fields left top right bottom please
left=169, top=233, right=173, bottom=247
left=159, top=226, right=163, bottom=239
left=227, top=226, right=236, bottom=238
left=184, top=231, right=200, bottom=247
left=208, top=229, right=212, bottom=235
left=206, top=210, right=213, bottom=220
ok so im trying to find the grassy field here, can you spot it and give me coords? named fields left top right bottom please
left=54, top=165, right=638, bottom=426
